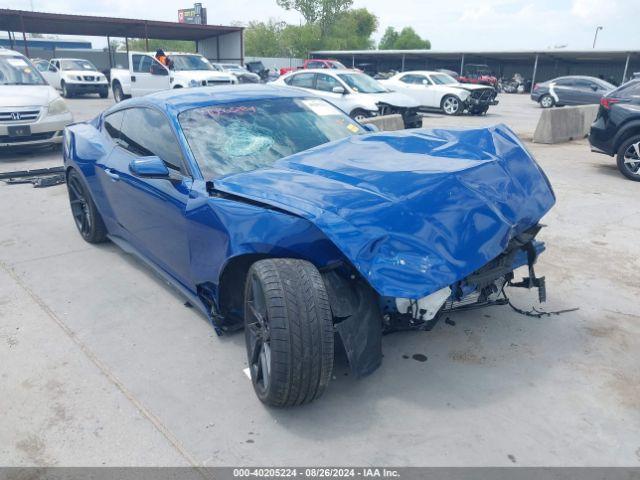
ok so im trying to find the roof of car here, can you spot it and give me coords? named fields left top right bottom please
left=108, top=84, right=311, bottom=114
left=0, top=48, right=24, bottom=57
left=288, top=68, right=359, bottom=75
left=396, top=70, right=449, bottom=76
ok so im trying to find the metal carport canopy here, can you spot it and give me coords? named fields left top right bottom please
left=311, top=49, right=638, bottom=63
left=0, top=9, right=242, bottom=40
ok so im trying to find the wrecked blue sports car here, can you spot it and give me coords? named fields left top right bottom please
left=63, top=85, right=555, bottom=407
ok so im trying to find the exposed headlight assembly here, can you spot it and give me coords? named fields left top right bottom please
left=48, top=97, right=69, bottom=116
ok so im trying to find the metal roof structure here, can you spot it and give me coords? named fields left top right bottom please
left=0, top=9, right=242, bottom=41
left=311, top=49, right=640, bottom=84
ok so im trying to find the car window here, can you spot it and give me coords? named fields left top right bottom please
left=118, top=108, right=186, bottom=174
left=33, top=61, right=48, bottom=72
left=0, top=56, right=46, bottom=85
left=287, top=72, right=316, bottom=88
left=612, top=80, right=640, bottom=98
left=307, top=61, right=325, bottom=69
left=399, top=74, right=419, bottom=84
left=554, top=78, right=575, bottom=87
left=103, top=110, right=125, bottom=141
left=48, top=62, right=57, bottom=72
left=573, top=79, right=593, bottom=89
left=315, top=73, right=341, bottom=92
left=132, top=55, right=154, bottom=73
left=179, top=97, right=366, bottom=178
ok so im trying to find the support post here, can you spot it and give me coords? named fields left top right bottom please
left=144, top=22, right=149, bottom=51
left=352, top=54, right=355, bottom=68
left=125, top=37, right=129, bottom=68
left=7, top=31, right=14, bottom=49
left=460, top=53, right=465, bottom=75
left=401, top=54, right=405, bottom=72
left=531, top=53, right=539, bottom=91
left=106, top=35, right=113, bottom=69
left=20, top=15, right=29, bottom=57
left=622, top=53, right=630, bottom=84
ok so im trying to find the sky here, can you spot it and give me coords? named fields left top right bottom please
left=3, top=0, right=639, bottom=51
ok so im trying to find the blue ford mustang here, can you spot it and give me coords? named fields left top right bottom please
left=63, top=85, right=555, bottom=407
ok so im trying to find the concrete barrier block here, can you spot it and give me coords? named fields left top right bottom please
left=532, top=104, right=599, bottom=144
left=361, top=114, right=405, bottom=131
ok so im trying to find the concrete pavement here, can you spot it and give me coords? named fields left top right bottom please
left=0, top=94, right=639, bottom=467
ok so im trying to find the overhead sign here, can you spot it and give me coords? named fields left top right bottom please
left=178, top=3, right=207, bottom=25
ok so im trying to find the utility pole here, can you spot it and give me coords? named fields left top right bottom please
left=592, top=26, right=603, bottom=48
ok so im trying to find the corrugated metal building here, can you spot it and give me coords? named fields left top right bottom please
left=311, top=49, right=640, bottom=85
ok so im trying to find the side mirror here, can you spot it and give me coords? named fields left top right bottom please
left=129, top=156, right=170, bottom=178
left=361, top=123, right=379, bottom=133
left=150, top=63, right=168, bottom=76
left=332, top=86, right=346, bottom=94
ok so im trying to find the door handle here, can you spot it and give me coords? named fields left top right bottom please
left=105, top=168, right=120, bottom=181
left=131, top=76, right=136, bottom=82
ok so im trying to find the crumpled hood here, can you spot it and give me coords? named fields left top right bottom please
left=214, top=125, right=555, bottom=299
left=0, top=85, right=58, bottom=107
left=452, top=83, right=494, bottom=92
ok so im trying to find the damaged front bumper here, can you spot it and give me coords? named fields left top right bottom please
left=382, top=225, right=546, bottom=332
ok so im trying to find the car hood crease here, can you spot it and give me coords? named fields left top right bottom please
left=213, top=124, right=555, bottom=299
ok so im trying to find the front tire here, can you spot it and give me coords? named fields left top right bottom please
left=112, top=82, right=129, bottom=103
left=244, top=258, right=334, bottom=407
left=616, top=135, right=640, bottom=181
left=441, top=95, right=462, bottom=115
left=66, top=169, right=108, bottom=243
left=61, top=81, right=72, bottom=99
left=350, top=109, right=370, bottom=123
left=539, top=94, right=555, bottom=108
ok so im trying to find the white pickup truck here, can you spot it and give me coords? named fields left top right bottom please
left=110, top=51, right=237, bottom=102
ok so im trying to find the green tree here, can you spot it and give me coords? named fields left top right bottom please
left=378, top=26, right=430, bottom=50
left=324, top=8, right=378, bottom=50
left=280, top=23, right=323, bottom=57
left=276, top=0, right=353, bottom=36
left=244, top=19, right=287, bottom=57
left=378, top=26, right=399, bottom=50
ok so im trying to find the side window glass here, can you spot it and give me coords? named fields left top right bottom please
left=119, top=108, right=186, bottom=173
left=315, top=74, right=340, bottom=92
left=132, top=55, right=153, bottom=73
left=289, top=73, right=316, bottom=88
left=103, top=110, right=125, bottom=141
left=48, top=62, right=57, bottom=72
left=307, top=61, right=323, bottom=69
left=399, top=75, right=414, bottom=84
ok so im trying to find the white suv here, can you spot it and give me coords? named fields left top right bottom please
left=34, top=58, right=109, bottom=98
left=0, top=48, right=73, bottom=148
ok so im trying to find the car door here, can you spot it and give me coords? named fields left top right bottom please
left=130, top=54, right=171, bottom=97
left=578, top=79, right=606, bottom=104
left=394, top=74, right=433, bottom=107
left=314, top=73, right=349, bottom=105
left=98, top=106, right=193, bottom=285
left=48, top=60, right=62, bottom=88
left=552, top=78, right=577, bottom=105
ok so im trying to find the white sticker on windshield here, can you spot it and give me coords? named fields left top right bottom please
left=7, top=58, right=28, bottom=67
left=301, top=99, right=338, bottom=116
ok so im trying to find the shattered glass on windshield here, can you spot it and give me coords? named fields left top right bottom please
left=178, top=97, right=365, bottom=178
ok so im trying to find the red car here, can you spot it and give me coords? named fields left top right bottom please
left=459, top=64, right=498, bottom=87
left=279, top=59, right=351, bottom=76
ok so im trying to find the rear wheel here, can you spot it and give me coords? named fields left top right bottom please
left=616, top=135, right=640, bottom=181
left=540, top=94, right=554, bottom=108
left=66, top=169, right=108, bottom=243
left=441, top=95, right=462, bottom=115
left=244, top=258, right=334, bottom=407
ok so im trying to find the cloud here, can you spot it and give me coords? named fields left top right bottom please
left=571, top=0, right=617, bottom=20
